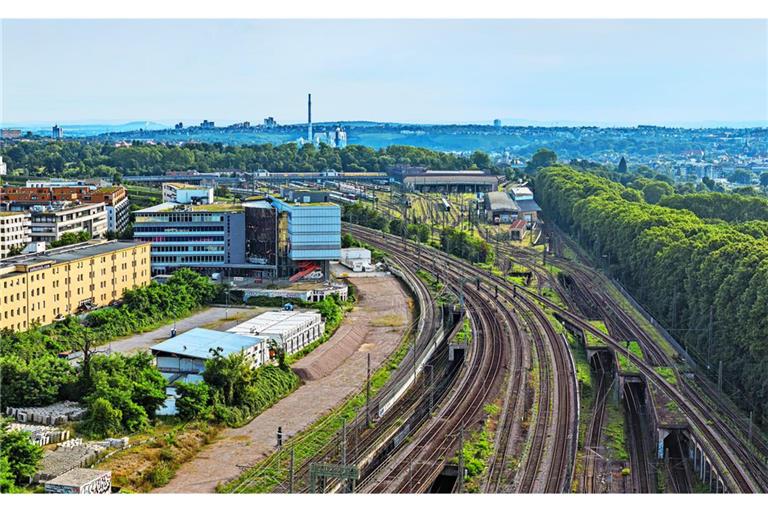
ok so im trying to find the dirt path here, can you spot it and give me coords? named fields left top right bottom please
left=154, top=275, right=413, bottom=493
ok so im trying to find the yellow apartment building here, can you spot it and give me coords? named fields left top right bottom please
left=0, top=240, right=151, bottom=332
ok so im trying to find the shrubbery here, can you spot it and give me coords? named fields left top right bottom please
left=0, top=268, right=219, bottom=411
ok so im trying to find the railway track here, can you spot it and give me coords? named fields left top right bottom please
left=347, top=224, right=577, bottom=493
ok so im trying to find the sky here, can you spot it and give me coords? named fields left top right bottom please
left=1, top=19, right=767, bottom=127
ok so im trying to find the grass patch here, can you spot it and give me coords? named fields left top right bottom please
left=655, top=367, right=678, bottom=386
left=604, top=398, right=629, bottom=462
left=616, top=341, right=644, bottom=374
left=371, top=314, right=405, bottom=328
left=455, top=317, right=473, bottom=344
left=97, top=420, right=220, bottom=492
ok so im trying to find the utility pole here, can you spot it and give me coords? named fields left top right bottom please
left=457, top=427, right=465, bottom=493
left=289, top=447, right=295, bottom=494
left=707, top=305, right=714, bottom=370
left=366, top=352, right=372, bottom=427
left=342, top=418, right=347, bottom=465
left=718, top=360, right=723, bottom=392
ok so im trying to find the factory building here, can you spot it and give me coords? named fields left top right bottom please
left=161, top=183, right=215, bottom=205
left=0, top=211, right=32, bottom=258
left=0, top=240, right=151, bottom=332
left=402, top=170, right=499, bottom=193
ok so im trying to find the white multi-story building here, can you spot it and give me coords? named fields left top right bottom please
left=0, top=212, right=31, bottom=258
left=29, top=203, right=107, bottom=244
left=0, top=156, right=7, bottom=176
left=161, top=183, right=215, bottom=205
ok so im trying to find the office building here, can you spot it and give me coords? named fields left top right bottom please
left=0, top=240, right=151, bottom=332
left=0, top=212, right=32, bottom=259
left=161, top=183, right=214, bottom=205
left=268, top=196, right=341, bottom=279
left=200, top=120, right=215, bottom=129
left=133, top=202, right=251, bottom=277
left=135, top=195, right=340, bottom=280
left=52, top=125, right=63, bottom=139
left=28, top=203, right=108, bottom=244
left=1, top=184, right=129, bottom=235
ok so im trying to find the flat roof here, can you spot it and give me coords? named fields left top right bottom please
left=136, top=202, right=243, bottom=213
left=0, top=240, right=148, bottom=272
left=0, top=211, right=28, bottom=217
left=227, top=310, right=321, bottom=339
left=151, top=327, right=264, bottom=360
left=45, top=468, right=110, bottom=487
left=164, top=182, right=211, bottom=190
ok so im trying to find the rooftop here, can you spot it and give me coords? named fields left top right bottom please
left=136, top=202, right=243, bottom=213
left=515, top=199, right=542, bottom=212
left=0, top=211, right=28, bottom=217
left=404, top=175, right=498, bottom=185
left=0, top=240, right=148, bottom=272
left=164, top=182, right=211, bottom=190
left=486, top=191, right=518, bottom=211
left=227, top=310, right=322, bottom=338
left=45, top=468, right=110, bottom=487
left=151, top=327, right=264, bottom=360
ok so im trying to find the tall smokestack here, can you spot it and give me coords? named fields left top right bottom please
left=307, top=93, right=313, bottom=143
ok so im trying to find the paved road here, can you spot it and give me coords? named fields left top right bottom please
left=103, top=307, right=254, bottom=355
left=153, top=275, right=412, bottom=493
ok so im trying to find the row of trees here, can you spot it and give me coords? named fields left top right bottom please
left=535, top=166, right=768, bottom=423
left=1, top=140, right=497, bottom=178
left=659, top=192, right=768, bottom=223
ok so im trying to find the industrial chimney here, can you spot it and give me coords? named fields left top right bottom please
left=307, top=93, right=313, bottom=143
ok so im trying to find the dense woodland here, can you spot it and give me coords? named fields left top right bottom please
left=0, top=140, right=496, bottom=179
left=535, top=166, right=768, bottom=423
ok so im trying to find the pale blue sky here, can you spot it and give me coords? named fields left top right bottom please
left=1, top=19, right=767, bottom=126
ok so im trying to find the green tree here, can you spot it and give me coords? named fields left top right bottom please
left=0, top=420, right=43, bottom=486
left=0, top=456, right=15, bottom=493
left=175, top=382, right=211, bottom=421
left=49, top=230, right=91, bottom=249
left=759, top=173, right=768, bottom=188
left=84, top=397, right=124, bottom=438
left=525, top=148, right=557, bottom=174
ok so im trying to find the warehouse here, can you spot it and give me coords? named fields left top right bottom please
left=509, top=186, right=542, bottom=223
left=402, top=171, right=498, bottom=193
left=484, top=191, right=519, bottom=224
left=151, top=327, right=269, bottom=374
left=227, top=310, right=324, bottom=355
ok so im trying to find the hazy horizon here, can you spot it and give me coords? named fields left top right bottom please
left=2, top=19, right=767, bottom=127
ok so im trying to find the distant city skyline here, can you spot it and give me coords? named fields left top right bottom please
left=1, top=19, right=767, bottom=127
